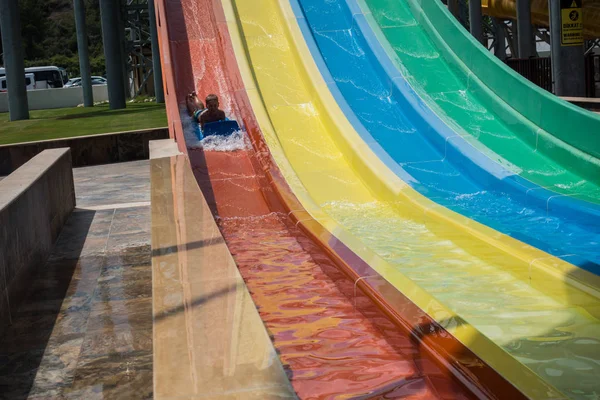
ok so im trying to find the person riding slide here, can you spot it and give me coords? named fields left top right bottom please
left=186, top=92, right=226, bottom=130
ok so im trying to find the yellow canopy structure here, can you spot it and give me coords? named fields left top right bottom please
left=482, top=0, right=600, bottom=39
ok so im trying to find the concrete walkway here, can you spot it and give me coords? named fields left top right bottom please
left=0, top=161, right=153, bottom=399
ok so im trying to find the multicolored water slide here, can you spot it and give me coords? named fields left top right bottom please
left=368, top=0, right=600, bottom=204
left=292, top=0, right=600, bottom=274
left=229, top=1, right=600, bottom=398
left=288, top=0, right=600, bottom=396
left=154, top=0, right=600, bottom=399
left=153, top=0, right=527, bottom=398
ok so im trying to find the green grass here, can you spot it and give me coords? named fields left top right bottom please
left=0, top=102, right=168, bottom=145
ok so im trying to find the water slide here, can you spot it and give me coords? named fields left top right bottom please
left=292, top=0, right=600, bottom=276
left=287, top=0, right=600, bottom=396
left=152, top=0, right=509, bottom=398
left=154, top=0, right=600, bottom=398
left=483, top=0, right=600, bottom=39
left=226, top=0, right=600, bottom=396
left=366, top=0, right=600, bottom=206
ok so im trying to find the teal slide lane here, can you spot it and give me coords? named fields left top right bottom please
left=289, top=0, right=600, bottom=272
left=363, top=0, right=600, bottom=206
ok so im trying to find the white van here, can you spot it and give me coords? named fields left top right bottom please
left=0, top=73, right=36, bottom=92
left=0, top=66, right=68, bottom=89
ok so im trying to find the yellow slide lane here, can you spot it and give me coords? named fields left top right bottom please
left=220, top=0, right=600, bottom=397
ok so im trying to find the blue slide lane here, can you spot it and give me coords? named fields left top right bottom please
left=289, top=0, right=600, bottom=273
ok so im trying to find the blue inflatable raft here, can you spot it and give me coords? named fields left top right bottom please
left=195, top=120, right=240, bottom=140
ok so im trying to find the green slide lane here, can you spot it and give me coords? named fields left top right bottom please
left=362, top=0, right=600, bottom=204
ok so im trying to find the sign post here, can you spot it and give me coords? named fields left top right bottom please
left=549, top=0, right=585, bottom=96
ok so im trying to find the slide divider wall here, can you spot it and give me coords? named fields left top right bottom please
left=151, top=0, right=187, bottom=153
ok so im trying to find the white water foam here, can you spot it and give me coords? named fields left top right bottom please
left=200, top=130, right=252, bottom=152
left=181, top=107, right=203, bottom=147
left=180, top=107, right=251, bottom=152
left=453, top=190, right=488, bottom=201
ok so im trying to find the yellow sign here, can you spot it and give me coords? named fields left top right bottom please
left=561, top=0, right=583, bottom=46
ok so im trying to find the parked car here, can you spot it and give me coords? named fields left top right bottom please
left=0, top=73, right=37, bottom=92
left=64, top=76, right=107, bottom=88
left=64, top=78, right=79, bottom=87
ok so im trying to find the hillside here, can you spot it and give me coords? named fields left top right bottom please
left=0, top=0, right=105, bottom=77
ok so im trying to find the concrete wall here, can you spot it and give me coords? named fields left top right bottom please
left=0, top=85, right=109, bottom=112
left=0, top=148, right=75, bottom=334
left=0, top=127, right=169, bottom=175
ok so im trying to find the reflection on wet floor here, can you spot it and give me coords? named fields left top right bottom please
left=74, top=160, right=151, bottom=209
left=0, top=161, right=153, bottom=400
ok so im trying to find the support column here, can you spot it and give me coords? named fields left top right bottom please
left=148, top=0, right=164, bottom=103
left=99, top=0, right=126, bottom=109
left=0, top=0, right=29, bottom=121
left=448, top=0, right=460, bottom=19
left=493, top=18, right=508, bottom=60
left=516, top=0, right=534, bottom=58
left=549, top=0, right=585, bottom=96
left=73, top=0, right=93, bottom=107
left=116, top=4, right=129, bottom=99
left=469, top=0, right=485, bottom=45
left=510, top=20, right=519, bottom=57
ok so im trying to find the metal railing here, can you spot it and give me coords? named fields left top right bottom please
left=505, top=56, right=599, bottom=97
left=585, top=54, right=600, bottom=98
left=505, top=57, right=553, bottom=93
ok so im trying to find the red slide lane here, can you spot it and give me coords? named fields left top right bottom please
left=152, top=0, right=525, bottom=398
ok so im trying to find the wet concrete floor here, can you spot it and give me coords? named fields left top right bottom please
left=0, top=161, right=153, bottom=400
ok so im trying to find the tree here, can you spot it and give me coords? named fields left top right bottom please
left=0, top=0, right=105, bottom=76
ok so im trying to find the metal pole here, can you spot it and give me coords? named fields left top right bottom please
left=530, top=27, right=538, bottom=57
left=510, top=19, right=519, bottom=57
left=549, top=0, right=585, bottom=96
left=516, top=0, right=534, bottom=58
left=448, top=0, right=460, bottom=19
left=469, top=0, right=485, bottom=45
left=0, top=0, right=29, bottom=120
left=493, top=18, right=508, bottom=60
left=99, top=0, right=126, bottom=109
left=73, top=0, right=93, bottom=107
left=148, top=0, right=164, bottom=103
left=116, top=4, right=129, bottom=99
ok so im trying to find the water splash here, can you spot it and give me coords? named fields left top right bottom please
left=453, top=191, right=488, bottom=201
left=181, top=107, right=203, bottom=148
left=180, top=107, right=251, bottom=151
left=200, top=130, right=252, bottom=152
